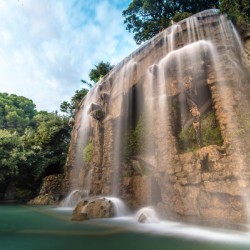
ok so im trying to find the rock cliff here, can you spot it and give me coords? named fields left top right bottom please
left=35, top=10, right=250, bottom=229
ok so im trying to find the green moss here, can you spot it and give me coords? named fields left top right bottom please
left=83, top=141, right=94, bottom=164
left=201, top=112, right=223, bottom=147
left=178, top=111, right=223, bottom=152
left=124, top=115, right=146, bottom=162
left=178, top=125, right=197, bottom=152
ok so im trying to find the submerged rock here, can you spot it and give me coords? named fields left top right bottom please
left=71, top=197, right=115, bottom=221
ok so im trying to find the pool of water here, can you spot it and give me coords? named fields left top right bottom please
left=1, top=205, right=250, bottom=250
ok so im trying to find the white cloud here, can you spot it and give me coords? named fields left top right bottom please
left=0, top=0, right=137, bottom=111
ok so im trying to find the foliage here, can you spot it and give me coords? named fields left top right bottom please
left=89, top=61, right=114, bottom=83
left=0, top=93, right=71, bottom=199
left=0, top=93, right=37, bottom=133
left=61, top=61, right=113, bottom=117
left=60, top=88, right=89, bottom=117
left=201, top=112, right=223, bottom=146
left=122, top=0, right=219, bottom=44
left=178, top=125, right=197, bottom=152
left=172, top=12, right=192, bottom=23
left=220, top=0, right=250, bottom=27
left=0, top=130, right=20, bottom=183
left=124, top=115, right=146, bottom=161
left=178, top=111, right=223, bottom=152
left=83, top=141, right=94, bottom=164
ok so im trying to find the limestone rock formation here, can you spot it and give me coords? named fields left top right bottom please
left=28, top=193, right=58, bottom=206
left=28, top=174, right=69, bottom=205
left=71, top=198, right=115, bottom=221
left=35, top=10, right=250, bottom=229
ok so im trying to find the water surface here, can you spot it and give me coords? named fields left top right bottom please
left=0, top=205, right=249, bottom=250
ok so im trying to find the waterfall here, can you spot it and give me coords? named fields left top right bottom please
left=61, top=189, right=89, bottom=207
left=66, top=9, right=250, bottom=228
left=106, top=197, right=130, bottom=217
left=136, top=207, right=159, bottom=223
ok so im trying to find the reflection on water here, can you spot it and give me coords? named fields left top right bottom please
left=1, top=205, right=249, bottom=250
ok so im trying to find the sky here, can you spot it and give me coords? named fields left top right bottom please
left=0, top=0, right=138, bottom=111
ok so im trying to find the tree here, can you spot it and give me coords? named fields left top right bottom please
left=0, top=130, right=20, bottom=185
left=60, top=88, right=89, bottom=117
left=61, top=61, right=114, bottom=117
left=122, top=0, right=219, bottom=44
left=0, top=93, right=37, bottom=133
left=89, top=61, right=114, bottom=83
left=0, top=93, right=71, bottom=199
left=220, top=0, right=250, bottom=28
left=31, top=111, right=70, bottom=177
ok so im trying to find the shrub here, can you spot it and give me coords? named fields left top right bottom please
left=124, top=115, right=146, bottom=162
left=178, top=111, right=223, bottom=152
left=83, top=141, right=94, bottom=164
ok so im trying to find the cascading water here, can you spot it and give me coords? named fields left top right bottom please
left=62, top=87, right=99, bottom=206
left=65, top=9, right=250, bottom=229
left=61, top=189, right=89, bottom=207
left=106, top=197, right=130, bottom=217
left=136, top=207, right=160, bottom=223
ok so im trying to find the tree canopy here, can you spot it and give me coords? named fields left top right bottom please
left=89, top=61, right=114, bottom=83
left=0, top=93, right=37, bottom=133
left=122, top=0, right=219, bottom=44
left=0, top=93, right=70, bottom=200
left=220, top=0, right=250, bottom=28
left=60, top=88, right=89, bottom=117
left=61, top=61, right=114, bottom=117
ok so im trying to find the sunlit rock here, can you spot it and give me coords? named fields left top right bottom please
left=28, top=174, right=69, bottom=205
left=71, top=197, right=115, bottom=221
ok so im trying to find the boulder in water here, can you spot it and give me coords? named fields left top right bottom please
left=136, top=207, right=159, bottom=223
left=71, top=197, right=115, bottom=221
left=28, top=193, right=58, bottom=205
left=28, top=174, right=69, bottom=205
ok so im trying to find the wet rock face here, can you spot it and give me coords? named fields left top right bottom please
left=157, top=145, right=250, bottom=225
left=63, top=11, right=250, bottom=228
left=72, top=198, right=115, bottom=221
left=28, top=174, right=69, bottom=205
left=244, top=28, right=250, bottom=68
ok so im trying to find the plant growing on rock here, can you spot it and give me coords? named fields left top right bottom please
left=220, top=0, right=250, bottom=28
left=83, top=141, right=94, bottom=165
left=124, top=115, right=146, bottom=162
left=178, top=110, right=223, bottom=152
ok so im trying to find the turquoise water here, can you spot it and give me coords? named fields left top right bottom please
left=0, top=205, right=250, bottom=250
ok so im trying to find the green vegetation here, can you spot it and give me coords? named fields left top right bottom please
left=122, top=0, right=219, bottom=44
left=123, top=0, right=250, bottom=44
left=124, top=115, right=146, bottom=162
left=83, top=141, right=94, bottom=165
left=178, top=111, right=223, bottom=152
left=61, top=61, right=113, bottom=117
left=89, top=61, right=114, bottom=83
left=172, top=12, right=192, bottom=23
left=0, top=93, right=36, bottom=133
left=220, top=0, right=250, bottom=28
left=0, top=93, right=70, bottom=199
left=60, top=88, right=89, bottom=117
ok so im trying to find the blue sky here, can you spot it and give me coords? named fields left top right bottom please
left=0, top=0, right=137, bottom=111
